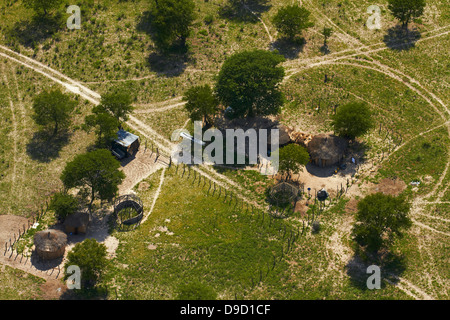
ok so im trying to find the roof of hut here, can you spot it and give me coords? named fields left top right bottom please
left=34, top=229, right=67, bottom=253
left=307, top=133, right=348, bottom=160
left=64, top=211, right=90, bottom=228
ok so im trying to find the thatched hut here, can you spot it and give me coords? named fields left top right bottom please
left=34, top=229, right=67, bottom=260
left=307, top=133, right=348, bottom=167
left=64, top=211, right=90, bottom=235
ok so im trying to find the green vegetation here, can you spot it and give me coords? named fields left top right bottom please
left=276, top=144, right=310, bottom=179
left=83, top=105, right=120, bottom=146
left=272, top=4, right=313, bottom=42
left=48, top=191, right=78, bottom=220
left=64, top=238, right=108, bottom=289
left=183, top=84, right=218, bottom=127
left=352, top=193, right=412, bottom=252
left=388, top=0, right=426, bottom=29
left=147, top=0, right=196, bottom=50
left=332, top=101, right=374, bottom=140
left=216, top=49, right=285, bottom=119
left=31, top=88, right=77, bottom=136
left=60, top=149, right=125, bottom=212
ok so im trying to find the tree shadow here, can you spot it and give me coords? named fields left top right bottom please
left=319, top=44, right=330, bottom=55
left=136, top=11, right=190, bottom=77
left=383, top=25, right=421, bottom=51
left=219, top=0, right=271, bottom=23
left=345, top=250, right=407, bottom=291
left=146, top=49, right=190, bottom=77
left=7, top=13, right=64, bottom=48
left=26, top=130, right=72, bottom=163
left=271, top=37, right=306, bottom=60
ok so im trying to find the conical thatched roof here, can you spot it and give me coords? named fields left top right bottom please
left=307, top=133, right=348, bottom=160
left=34, top=229, right=67, bottom=254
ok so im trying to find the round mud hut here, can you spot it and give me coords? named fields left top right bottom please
left=307, top=133, right=348, bottom=168
left=34, top=229, right=67, bottom=260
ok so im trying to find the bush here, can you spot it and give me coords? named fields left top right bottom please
left=49, top=192, right=78, bottom=220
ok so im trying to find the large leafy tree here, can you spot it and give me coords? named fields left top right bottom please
left=61, top=149, right=125, bottom=212
left=272, top=5, right=313, bottom=42
left=148, top=0, right=196, bottom=50
left=332, top=102, right=373, bottom=140
left=216, top=49, right=285, bottom=119
left=352, top=193, right=412, bottom=252
left=388, top=0, right=426, bottom=29
left=83, top=105, right=120, bottom=146
left=276, top=144, right=310, bottom=179
left=23, top=0, right=63, bottom=16
left=183, top=85, right=219, bottom=128
left=98, top=90, right=133, bottom=126
left=64, top=238, right=108, bottom=288
left=31, top=88, right=77, bottom=136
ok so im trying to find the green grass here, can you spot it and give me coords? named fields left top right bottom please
left=0, top=264, right=45, bottom=299
left=104, top=167, right=411, bottom=299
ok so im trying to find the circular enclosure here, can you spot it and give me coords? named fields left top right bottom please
left=114, top=194, right=144, bottom=231
left=269, top=182, right=299, bottom=206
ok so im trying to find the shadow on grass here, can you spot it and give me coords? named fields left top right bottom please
left=219, top=0, right=271, bottom=23
left=26, top=130, right=72, bottom=163
left=136, top=11, right=190, bottom=77
left=271, top=37, right=306, bottom=59
left=383, top=25, right=421, bottom=51
left=345, top=249, right=407, bottom=291
left=7, top=13, right=64, bottom=48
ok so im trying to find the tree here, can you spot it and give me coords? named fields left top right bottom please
left=31, top=88, right=77, bottom=136
left=332, top=102, right=373, bottom=140
left=321, top=27, right=333, bottom=46
left=183, top=85, right=219, bottom=128
left=49, top=192, right=79, bottom=220
left=272, top=5, right=313, bottom=42
left=23, top=0, right=63, bottom=16
left=83, top=105, right=120, bottom=146
left=352, top=192, right=412, bottom=252
left=60, top=149, right=125, bottom=212
left=148, top=0, right=196, bottom=50
left=388, top=0, right=426, bottom=29
left=276, top=144, right=310, bottom=179
left=64, top=238, right=108, bottom=288
left=98, top=90, right=133, bottom=126
left=176, top=282, right=217, bottom=300
left=216, top=49, right=285, bottom=119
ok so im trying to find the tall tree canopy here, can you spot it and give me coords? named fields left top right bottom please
left=61, top=149, right=125, bottom=212
left=49, top=192, right=79, bottom=220
left=352, top=192, right=412, bottom=252
left=83, top=105, right=120, bottom=146
left=98, top=90, right=133, bottom=125
left=148, top=0, right=196, bottom=50
left=332, top=102, right=374, bottom=140
left=276, top=144, right=310, bottom=178
left=183, top=85, right=219, bottom=128
left=216, top=49, right=285, bottom=119
left=272, top=5, right=313, bottom=42
left=31, top=88, right=77, bottom=136
left=388, top=0, right=426, bottom=29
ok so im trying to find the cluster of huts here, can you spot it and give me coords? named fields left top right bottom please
left=33, top=211, right=90, bottom=261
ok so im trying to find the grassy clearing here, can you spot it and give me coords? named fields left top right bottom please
left=0, top=264, right=45, bottom=299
